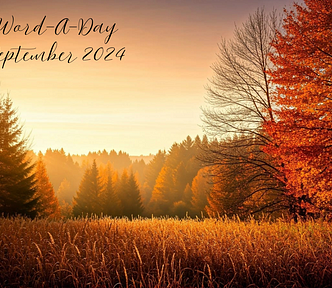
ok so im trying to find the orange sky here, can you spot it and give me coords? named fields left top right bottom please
left=0, top=0, right=300, bottom=155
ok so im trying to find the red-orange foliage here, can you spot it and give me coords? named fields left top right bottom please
left=265, top=0, right=332, bottom=216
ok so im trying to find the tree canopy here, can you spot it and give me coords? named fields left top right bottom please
left=264, top=0, right=332, bottom=218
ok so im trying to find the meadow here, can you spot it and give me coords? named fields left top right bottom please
left=0, top=216, right=331, bottom=288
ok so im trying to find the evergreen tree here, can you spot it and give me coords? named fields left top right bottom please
left=171, top=184, right=192, bottom=217
left=173, top=161, right=188, bottom=203
left=100, top=166, right=121, bottom=217
left=142, top=150, right=166, bottom=206
left=0, top=96, right=38, bottom=218
left=117, top=169, right=129, bottom=216
left=149, top=144, right=181, bottom=216
left=149, top=166, right=175, bottom=216
left=191, top=167, right=211, bottom=216
left=72, top=159, right=102, bottom=217
left=147, top=136, right=204, bottom=216
left=56, top=178, right=73, bottom=204
left=117, top=170, right=143, bottom=218
left=127, top=172, right=144, bottom=217
left=131, top=159, right=146, bottom=187
left=34, top=152, right=60, bottom=218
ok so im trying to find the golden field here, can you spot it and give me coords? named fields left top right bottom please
left=0, top=216, right=331, bottom=287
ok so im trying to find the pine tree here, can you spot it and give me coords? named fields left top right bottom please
left=127, top=172, right=143, bottom=217
left=149, top=166, right=175, bottom=216
left=34, top=152, right=60, bottom=218
left=191, top=167, right=211, bottom=216
left=147, top=136, right=204, bottom=216
left=171, top=183, right=192, bottom=218
left=173, top=161, right=188, bottom=203
left=72, top=159, right=102, bottom=217
left=142, top=150, right=166, bottom=205
left=117, top=169, right=129, bottom=216
left=117, top=170, right=143, bottom=218
left=0, top=96, right=38, bottom=218
left=100, top=166, right=121, bottom=217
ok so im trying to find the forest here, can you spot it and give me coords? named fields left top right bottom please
left=23, top=135, right=210, bottom=219
left=1, top=0, right=332, bottom=286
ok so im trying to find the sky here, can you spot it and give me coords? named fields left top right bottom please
left=0, top=0, right=301, bottom=156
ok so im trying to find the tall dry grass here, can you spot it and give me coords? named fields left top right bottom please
left=0, top=216, right=331, bottom=287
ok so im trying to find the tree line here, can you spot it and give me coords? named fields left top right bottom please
left=0, top=100, right=212, bottom=219
left=0, top=95, right=212, bottom=218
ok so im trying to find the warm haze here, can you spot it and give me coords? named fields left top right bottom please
left=0, top=0, right=299, bottom=156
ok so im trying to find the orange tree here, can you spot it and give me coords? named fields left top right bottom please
left=34, top=152, right=60, bottom=218
left=265, top=0, right=332, bottom=218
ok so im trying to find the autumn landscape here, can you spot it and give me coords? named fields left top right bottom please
left=1, top=0, right=332, bottom=287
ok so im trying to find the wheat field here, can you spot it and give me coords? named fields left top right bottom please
left=0, top=216, right=331, bottom=287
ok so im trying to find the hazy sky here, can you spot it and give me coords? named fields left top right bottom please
left=0, top=0, right=301, bottom=155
